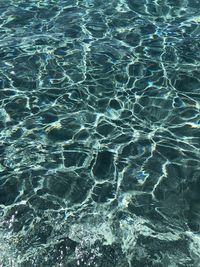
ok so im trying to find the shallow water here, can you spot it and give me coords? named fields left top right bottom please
left=0, top=0, right=200, bottom=266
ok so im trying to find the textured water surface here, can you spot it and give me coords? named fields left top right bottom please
left=0, top=0, right=200, bottom=266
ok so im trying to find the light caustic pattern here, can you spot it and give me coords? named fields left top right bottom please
left=0, top=0, right=200, bottom=266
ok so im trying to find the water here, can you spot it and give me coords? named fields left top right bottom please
left=0, top=0, right=200, bottom=266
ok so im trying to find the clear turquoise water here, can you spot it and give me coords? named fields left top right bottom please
left=0, top=0, right=200, bottom=266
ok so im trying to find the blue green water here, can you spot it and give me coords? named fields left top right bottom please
left=0, top=0, right=200, bottom=266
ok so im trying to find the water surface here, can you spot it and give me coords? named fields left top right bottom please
left=0, top=0, right=200, bottom=266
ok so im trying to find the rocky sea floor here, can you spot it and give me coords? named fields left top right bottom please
left=0, top=0, right=200, bottom=266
